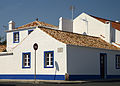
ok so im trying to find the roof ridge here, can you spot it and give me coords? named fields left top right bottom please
left=16, top=20, right=58, bottom=30
left=39, top=27, right=99, bottom=38
left=37, top=21, right=58, bottom=27
left=16, top=21, right=38, bottom=29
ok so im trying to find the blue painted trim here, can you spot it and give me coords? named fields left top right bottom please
left=0, top=75, right=34, bottom=79
left=116, top=55, right=120, bottom=69
left=100, top=53, right=107, bottom=79
left=0, top=75, right=65, bottom=80
left=13, top=32, right=19, bottom=43
left=106, top=75, right=120, bottom=79
left=22, top=52, right=31, bottom=69
left=28, top=29, right=33, bottom=35
left=69, top=75, right=101, bottom=80
left=36, top=75, right=64, bottom=80
left=44, top=51, right=54, bottom=68
left=0, top=74, right=120, bottom=80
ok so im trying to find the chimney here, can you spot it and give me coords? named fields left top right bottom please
left=8, top=21, right=15, bottom=30
left=104, top=21, right=115, bottom=43
left=59, top=17, right=73, bottom=32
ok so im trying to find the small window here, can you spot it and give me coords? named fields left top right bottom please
left=116, top=55, right=120, bottom=69
left=28, top=30, right=33, bottom=35
left=13, top=32, right=19, bottom=43
left=44, top=51, right=54, bottom=68
left=22, top=52, right=31, bottom=68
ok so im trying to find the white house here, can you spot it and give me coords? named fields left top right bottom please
left=73, top=13, right=120, bottom=46
left=0, top=14, right=120, bottom=80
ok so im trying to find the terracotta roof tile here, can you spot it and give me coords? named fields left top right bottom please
left=91, top=15, right=120, bottom=31
left=0, top=45, right=6, bottom=52
left=40, top=27, right=120, bottom=50
left=16, top=21, right=58, bottom=29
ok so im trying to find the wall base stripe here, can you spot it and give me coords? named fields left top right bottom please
left=106, top=75, right=120, bottom=79
left=0, top=75, right=65, bottom=80
left=0, top=75, right=120, bottom=80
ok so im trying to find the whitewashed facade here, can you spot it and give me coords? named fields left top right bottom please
left=0, top=13, right=120, bottom=80
left=67, top=45, right=120, bottom=80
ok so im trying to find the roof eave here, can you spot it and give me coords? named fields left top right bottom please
left=67, top=44, right=120, bottom=51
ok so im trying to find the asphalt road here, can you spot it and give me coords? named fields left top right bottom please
left=0, top=81, right=120, bottom=86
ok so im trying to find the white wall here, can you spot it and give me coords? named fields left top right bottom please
left=0, top=53, right=15, bottom=74
left=115, top=29, right=120, bottom=44
left=6, top=29, right=34, bottom=52
left=73, top=13, right=105, bottom=36
left=73, top=13, right=115, bottom=43
left=67, top=45, right=120, bottom=76
left=12, top=28, right=67, bottom=75
left=67, top=45, right=100, bottom=75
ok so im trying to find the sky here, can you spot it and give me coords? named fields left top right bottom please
left=0, top=0, right=120, bottom=40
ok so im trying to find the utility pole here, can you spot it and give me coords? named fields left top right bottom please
left=70, top=6, right=75, bottom=20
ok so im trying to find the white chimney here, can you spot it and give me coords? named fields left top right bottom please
left=104, top=21, right=115, bottom=43
left=59, top=17, right=73, bottom=32
left=8, top=21, right=15, bottom=30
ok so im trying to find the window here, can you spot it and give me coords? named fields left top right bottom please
left=44, top=51, right=54, bottom=68
left=13, top=32, right=19, bottom=43
left=28, top=29, right=33, bottom=35
left=116, top=55, right=120, bottom=69
left=22, top=52, right=31, bottom=68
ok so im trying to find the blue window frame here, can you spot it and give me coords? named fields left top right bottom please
left=28, top=29, right=33, bottom=35
left=13, top=32, right=19, bottom=43
left=44, top=51, right=54, bottom=68
left=22, top=52, right=31, bottom=69
left=116, top=55, right=120, bottom=69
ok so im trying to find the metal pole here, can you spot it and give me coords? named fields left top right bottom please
left=87, top=21, right=88, bottom=34
left=70, top=6, right=75, bottom=20
left=33, top=43, right=38, bottom=85
left=35, top=50, right=36, bottom=81
left=72, top=7, right=73, bottom=20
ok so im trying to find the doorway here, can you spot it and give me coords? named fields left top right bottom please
left=100, top=53, right=107, bottom=79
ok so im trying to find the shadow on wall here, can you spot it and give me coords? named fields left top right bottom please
left=54, top=61, right=59, bottom=80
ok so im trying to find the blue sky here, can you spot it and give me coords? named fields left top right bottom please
left=0, top=0, right=120, bottom=39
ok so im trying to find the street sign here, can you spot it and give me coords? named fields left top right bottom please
left=33, top=43, right=38, bottom=50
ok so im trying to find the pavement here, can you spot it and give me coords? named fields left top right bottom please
left=0, top=79, right=120, bottom=84
left=0, top=79, right=86, bottom=84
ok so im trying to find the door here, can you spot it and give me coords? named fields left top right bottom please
left=100, top=53, right=107, bottom=79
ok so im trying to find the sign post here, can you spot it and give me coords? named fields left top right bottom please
left=33, top=43, right=38, bottom=83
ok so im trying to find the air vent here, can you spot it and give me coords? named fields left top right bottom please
left=57, top=48, right=63, bottom=53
